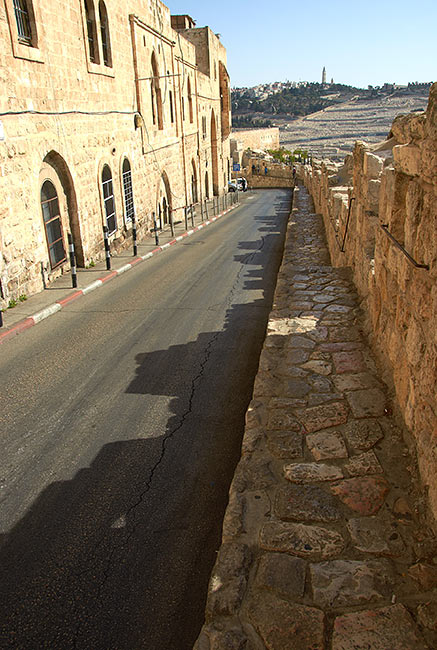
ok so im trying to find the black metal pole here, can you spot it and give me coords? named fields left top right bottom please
left=152, top=212, right=159, bottom=246
left=184, top=207, right=188, bottom=231
left=132, top=214, right=138, bottom=256
left=190, top=204, right=195, bottom=227
left=170, top=210, right=175, bottom=237
left=103, top=225, right=111, bottom=270
left=0, top=308, right=3, bottom=328
left=205, top=199, right=209, bottom=219
left=68, top=232, right=77, bottom=288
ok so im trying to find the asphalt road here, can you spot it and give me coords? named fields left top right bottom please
left=0, top=189, right=291, bottom=650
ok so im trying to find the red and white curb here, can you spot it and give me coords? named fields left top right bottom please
left=0, top=208, right=236, bottom=345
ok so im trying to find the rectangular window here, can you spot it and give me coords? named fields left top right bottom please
left=122, top=169, right=135, bottom=223
left=13, top=0, right=32, bottom=45
left=169, top=90, right=174, bottom=123
left=103, top=177, right=117, bottom=234
left=202, top=115, right=207, bottom=139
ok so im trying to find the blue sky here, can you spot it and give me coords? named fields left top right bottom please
left=168, top=0, right=436, bottom=88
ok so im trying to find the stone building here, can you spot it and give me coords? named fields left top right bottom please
left=0, top=0, right=231, bottom=304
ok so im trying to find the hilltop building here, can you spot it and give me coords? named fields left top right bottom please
left=0, top=0, right=231, bottom=304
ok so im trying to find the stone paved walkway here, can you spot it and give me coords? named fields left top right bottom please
left=194, top=185, right=437, bottom=649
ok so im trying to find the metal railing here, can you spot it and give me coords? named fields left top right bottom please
left=380, top=224, right=429, bottom=270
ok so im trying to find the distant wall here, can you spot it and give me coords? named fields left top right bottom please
left=246, top=158, right=293, bottom=189
left=230, top=127, right=280, bottom=157
left=301, top=83, right=437, bottom=526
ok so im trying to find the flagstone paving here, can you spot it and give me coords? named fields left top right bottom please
left=194, top=186, right=437, bottom=650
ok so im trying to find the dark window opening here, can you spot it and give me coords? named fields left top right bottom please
left=85, top=0, right=99, bottom=63
left=102, top=165, right=117, bottom=234
left=13, top=0, right=32, bottom=45
left=41, top=180, right=66, bottom=269
left=99, top=1, right=112, bottom=67
left=122, top=159, right=135, bottom=224
left=169, top=90, right=174, bottom=123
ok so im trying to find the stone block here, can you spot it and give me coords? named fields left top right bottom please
left=343, top=419, right=384, bottom=450
left=284, top=462, right=343, bottom=483
left=332, top=604, right=429, bottom=650
left=247, top=592, right=325, bottom=650
left=393, top=143, right=421, bottom=177
left=363, top=152, right=383, bottom=179
left=306, top=430, right=348, bottom=460
left=347, top=516, right=406, bottom=556
left=260, top=521, right=345, bottom=559
left=346, top=388, right=386, bottom=418
left=310, top=559, right=392, bottom=608
left=275, top=484, right=341, bottom=522
left=345, top=450, right=382, bottom=476
left=254, top=552, right=306, bottom=599
left=331, top=476, right=389, bottom=515
left=295, top=401, right=349, bottom=432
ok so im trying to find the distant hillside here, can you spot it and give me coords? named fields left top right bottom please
left=231, top=81, right=432, bottom=128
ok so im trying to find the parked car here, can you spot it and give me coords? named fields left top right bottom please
left=228, top=177, right=247, bottom=192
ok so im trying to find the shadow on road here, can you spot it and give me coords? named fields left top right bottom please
left=0, top=191, right=292, bottom=650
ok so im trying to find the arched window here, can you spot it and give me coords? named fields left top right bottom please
left=99, top=0, right=112, bottom=67
left=41, top=180, right=66, bottom=269
left=151, top=52, right=163, bottom=130
left=84, top=0, right=99, bottom=63
left=13, top=0, right=33, bottom=45
left=122, top=158, right=135, bottom=224
left=191, top=160, right=198, bottom=204
left=187, top=77, right=193, bottom=124
left=102, top=165, right=117, bottom=234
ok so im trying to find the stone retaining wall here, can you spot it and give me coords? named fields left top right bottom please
left=301, top=83, right=437, bottom=526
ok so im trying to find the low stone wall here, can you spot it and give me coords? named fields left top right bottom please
left=301, top=83, right=437, bottom=526
left=245, top=159, right=294, bottom=189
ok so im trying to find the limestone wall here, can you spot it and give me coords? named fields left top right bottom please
left=231, top=127, right=280, bottom=155
left=301, top=84, right=437, bottom=525
left=245, top=159, right=294, bottom=189
left=0, top=0, right=231, bottom=305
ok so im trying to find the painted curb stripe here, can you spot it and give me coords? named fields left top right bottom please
left=57, top=291, right=83, bottom=307
left=0, top=318, right=34, bottom=344
left=33, top=303, right=62, bottom=324
left=100, top=271, right=118, bottom=283
left=117, top=264, right=133, bottom=275
left=82, top=280, right=103, bottom=294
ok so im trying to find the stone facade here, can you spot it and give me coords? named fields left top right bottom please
left=230, top=127, right=279, bottom=166
left=301, top=83, right=437, bottom=526
left=0, top=0, right=231, bottom=304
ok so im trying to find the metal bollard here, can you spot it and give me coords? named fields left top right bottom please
left=205, top=200, right=209, bottom=219
left=68, top=233, right=77, bottom=288
left=184, top=207, right=188, bottom=231
left=103, top=225, right=111, bottom=270
left=132, top=214, right=138, bottom=256
left=0, top=308, right=3, bottom=328
left=170, top=210, right=175, bottom=237
left=191, top=204, right=195, bottom=228
left=152, top=212, right=159, bottom=246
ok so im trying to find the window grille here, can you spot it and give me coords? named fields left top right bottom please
left=122, top=159, right=135, bottom=224
left=85, top=0, right=97, bottom=63
left=41, top=181, right=66, bottom=269
left=13, top=0, right=32, bottom=45
left=102, top=165, right=117, bottom=234
left=99, top=1, right=111, bottom=67
left=169, top=90, right=174, bottom=123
